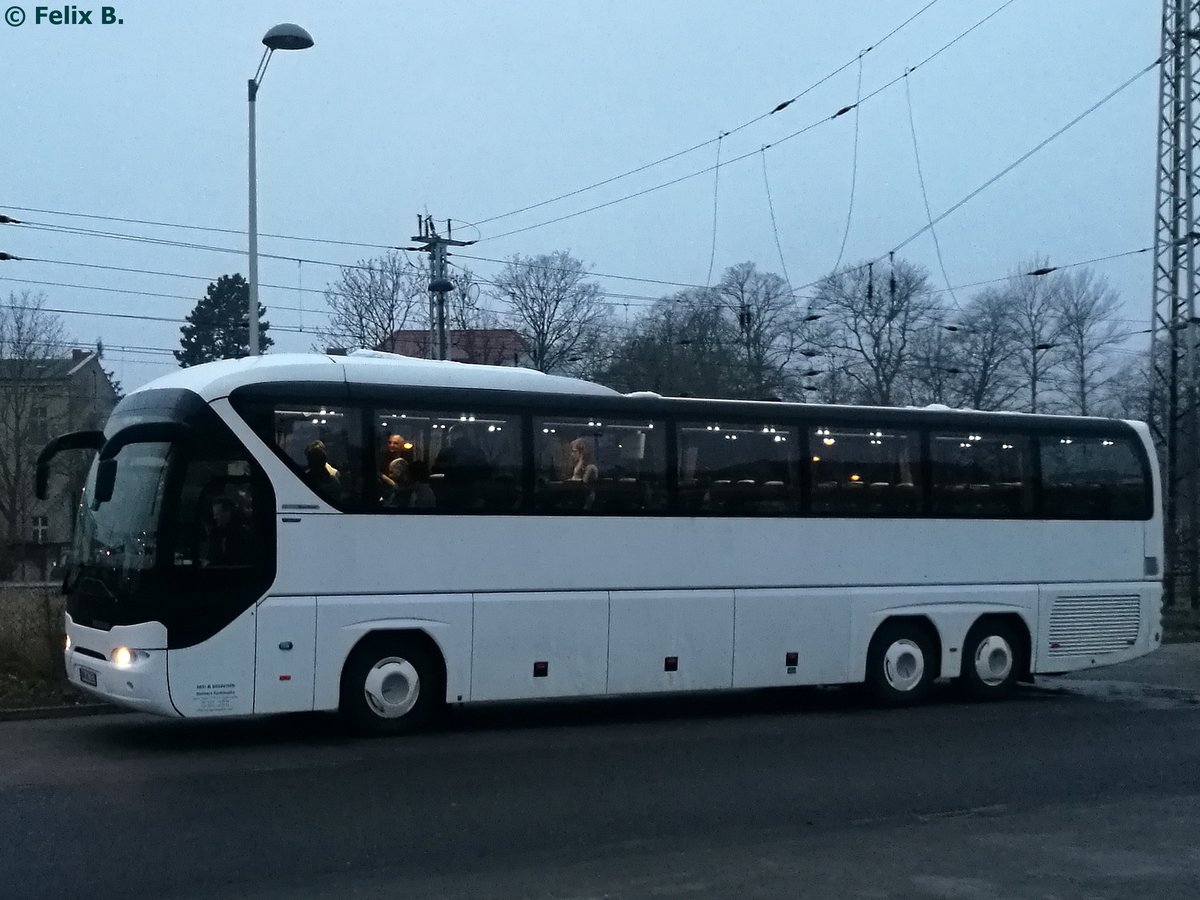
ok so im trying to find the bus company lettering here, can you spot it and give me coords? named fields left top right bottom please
left=195, top=683, right=237, bottom=713
left=34, top=6, right=122, bottom=25
left=195, top=683, right=236, bottom=693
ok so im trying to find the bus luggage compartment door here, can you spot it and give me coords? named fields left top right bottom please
left=254, top=596, right=317, bottom=714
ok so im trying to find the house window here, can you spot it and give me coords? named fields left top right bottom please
left=31, top=515, right=49, bottom=544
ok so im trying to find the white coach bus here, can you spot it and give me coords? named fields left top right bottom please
left=39, top=351, right=1162, bottom=734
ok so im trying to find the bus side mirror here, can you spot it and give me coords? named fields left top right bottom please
left=94, top=459, right=117, bottom=504
left=35, top=430, right=105, bottom=500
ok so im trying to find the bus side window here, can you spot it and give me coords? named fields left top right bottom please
left=534, top=417, right=666, bottom=514
left=930, top=432, right=1032, bottom=518
left=1040, top=435, right=1149, bottom=519
left=676, top=421, right=800, bottom=516
left=374, top=410, right=522, bottom=513
left=808, top=425, right=920, bottom=517
left=271, top=404, right=366, bottom=510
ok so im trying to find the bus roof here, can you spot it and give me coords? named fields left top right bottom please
left=132, top=351, right=1147, bottom=437
left=132, top=351, right=622, bottom=402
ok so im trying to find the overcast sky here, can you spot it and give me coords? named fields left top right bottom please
left=3, top=0, right=1159, bottom=391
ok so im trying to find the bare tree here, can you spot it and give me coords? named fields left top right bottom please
left=1100, top=357, right=1153, bottom=421
left=906, top=307, right=958, bottom=406
left=717, top=262, right=808, bottom=399
left=319, top=251, right=427, bottom=351
left=1053, top=268, right=1124, bottom=416
left=808, top=335, right=854, bottom=404
left=600, top=288, right=742, bottom=396
left=815, top=258, right=939, bottom=406
left=0, top=292, right=71, bottom=572
left=491, top=251, right=608, bottom=374
left=1006, top=260, right=1064, bottom=414
left=948, top=287, right=1024, bottom=410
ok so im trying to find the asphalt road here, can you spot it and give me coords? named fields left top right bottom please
left=2, top=667, right=1199, bottom=900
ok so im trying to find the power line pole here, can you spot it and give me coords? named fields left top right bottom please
left=1150, top=0, right=1200, bottom=609
left=408, top=216, right=472, bottom=361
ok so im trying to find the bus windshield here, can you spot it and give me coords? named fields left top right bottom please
left=62, top=387, right=277, bottom=645
left=72, top=441, right=173, bottom=588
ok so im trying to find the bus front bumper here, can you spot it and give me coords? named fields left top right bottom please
left=63, top=615, right=179, bottom=716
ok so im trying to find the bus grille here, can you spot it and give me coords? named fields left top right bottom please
left=1047, top=595, right=1140, bottom=657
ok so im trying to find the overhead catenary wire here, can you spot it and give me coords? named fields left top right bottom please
left=14, top=221, right=387, bottom=272
left=884, top=57, right=1160, bottom=259
left=0, top=204, right=394, bottom=251
left=465, top=0, right=945, bottom=229
left=0, top=246, right=1158, bottom=384
left=705, top=133, right=725, bottom=289
left=0, top=3, right=1019, bottom=299
left=1, top=0, right=956, bottom=259
left=3, top=240, right=1157, bottom=336
left=759, top=147, right=793, bottom=294
left=9, top=58, right=1162, bottom=330
left=14, top=218, right=717, bottom=293
left=831, top=51, right=866, bottom=274
left=476, top=0, right=1018, bottom=245
left=903, top=69, right=960, bottom=309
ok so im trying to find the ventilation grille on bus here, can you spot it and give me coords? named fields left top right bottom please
left=1047, top=595, right=1140, bottom=657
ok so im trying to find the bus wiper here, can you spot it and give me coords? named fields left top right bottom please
left=75, top=572, right=117, bottom=603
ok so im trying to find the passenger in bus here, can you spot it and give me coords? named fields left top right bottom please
left=435, top=425, right=489, bottom=479
left=304, top=440, right=342, bottom=500
left=566, top=437, right=599, bottom=510
left=205, top=497, right=251, bottom=566
left=568, top=438, right=599, bottom=484
left=434, top=425, right=491, bottom=509
left=384, top=458, right=436, bottom=510
left=379, top=433, right=414, bottom=490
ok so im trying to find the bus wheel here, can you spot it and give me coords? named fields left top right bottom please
left=866, top=622, right=936, bottom=706
left=959, top=620, right=1022, bottom=700
left=340, top=636, right=441, bottom=736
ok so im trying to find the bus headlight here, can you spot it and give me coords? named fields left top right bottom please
left=64, top=634, right=71, bottom=652
left=111, top=647, right=149, bottom=669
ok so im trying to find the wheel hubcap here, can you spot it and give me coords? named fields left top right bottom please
left=973, top=635, right=1013, bottom=686
left=883, top=639, right=925, bottom=692
left=363, top=657, right=420, bottom=719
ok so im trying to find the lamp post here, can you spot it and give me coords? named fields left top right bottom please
left=1029, top=341, right=1058, bottom=414
left=248, top=23, right=313, bottom=356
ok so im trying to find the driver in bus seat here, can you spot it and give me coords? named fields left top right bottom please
left=205, top=497, right=251, bottom=566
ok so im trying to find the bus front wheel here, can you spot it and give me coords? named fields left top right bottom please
left=340, top=635, right=442, bottom=736
left=865, top=621, right=936, bottom=706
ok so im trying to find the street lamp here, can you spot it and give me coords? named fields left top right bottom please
left=248, top=23, right=313, bottom=356
left=1029, top=341, right=1059, bottom=413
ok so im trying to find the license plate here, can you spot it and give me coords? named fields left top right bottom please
left=79, top=666, right=97, bottom=687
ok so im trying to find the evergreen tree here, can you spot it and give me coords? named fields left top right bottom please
left=176, top=274, right=272, bottom=367
left=95, top=339, right=123, bottom=399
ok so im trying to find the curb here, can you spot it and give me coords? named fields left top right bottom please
left=0, top=703, right=128, bottom=722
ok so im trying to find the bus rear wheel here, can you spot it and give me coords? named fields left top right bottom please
left=866, top=622, right=936, bottom=706
left=340, top=636, right=442, bottom=736
left=958, top=620, right=1022, bottom=700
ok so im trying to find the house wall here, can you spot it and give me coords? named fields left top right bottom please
left=3, top=354, right=118, bottom=581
